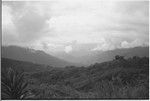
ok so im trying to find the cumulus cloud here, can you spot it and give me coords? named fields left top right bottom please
left=2, top=4, right=19, bottom=45
left=2, top=1, right=52, bottom=45
left=65, top=45, right=73, bottom=53
left=2, top=0, right=149, bottom=54
left=121, top=39, right=148, bottom=48
left=14, top=9, right=49, bottom=42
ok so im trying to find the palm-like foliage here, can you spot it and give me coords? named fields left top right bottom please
left=1, top=68, right=28, bottom=99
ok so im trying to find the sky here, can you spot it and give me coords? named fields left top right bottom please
left=2, top=0, right=149, bottom=55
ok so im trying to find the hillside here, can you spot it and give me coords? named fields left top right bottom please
left=58, top=46, right=149, bottom=65
left=88, top=46, right=149, bottom=65
left=2, top=46, right=148, bottom=67
left=1, top=58, right=53, bottom=73
left=28, top=56, right=149, bottom=99
left=2, top=46, right=75, bottom=67
left=2, top=56, right=148, bottom=99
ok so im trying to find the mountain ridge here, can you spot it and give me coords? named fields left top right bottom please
left=54, top=46, right=149, bottom=66
left=2, top=45, right=149, bottom=67
left=2, top=45, right=76, bottom=67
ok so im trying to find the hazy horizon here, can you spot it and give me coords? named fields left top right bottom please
left=2, top=0, right=149, bottom=56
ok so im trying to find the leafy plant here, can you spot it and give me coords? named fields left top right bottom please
left=1, top=68, right=28, bottom=99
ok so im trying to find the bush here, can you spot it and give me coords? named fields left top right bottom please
left=1, top=68, right=28, bottom=99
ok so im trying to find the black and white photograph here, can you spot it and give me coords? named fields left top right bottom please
left=1, top=0, right=149, bottom=100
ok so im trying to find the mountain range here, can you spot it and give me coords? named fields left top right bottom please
left=2, top=45, right=149, bottom=67
left=2, top=46, right=75, bottom=67
left=54, top=46, right=149, bottom=65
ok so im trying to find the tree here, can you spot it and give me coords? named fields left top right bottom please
left=1, top=68, right=28, bottom=99
left=115, top=55, right=124, bottom=61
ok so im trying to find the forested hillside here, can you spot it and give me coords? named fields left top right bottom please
left=1, top=56, right=149, bottom=99
left=1, top=58, right=52, bottom=72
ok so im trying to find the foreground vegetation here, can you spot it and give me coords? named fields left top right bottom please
left=1, top=56, right=149, bottom=99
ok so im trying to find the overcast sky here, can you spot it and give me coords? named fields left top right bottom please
left=2, top=0, right=149, bottom=54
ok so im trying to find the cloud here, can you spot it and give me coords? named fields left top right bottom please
left=14, top=9, right=49, bottom=42
left=121, top=39, right=148, bottom=48
left=2, top=1, right=52, bottom=45
left=2, top=0, right=149, bottom=54
left=2, top=4, right=19, bottom=45
left=64, top=45, right=73, bottom=53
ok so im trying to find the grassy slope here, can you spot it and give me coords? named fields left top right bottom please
left=1, top=56, right=149, bottom=99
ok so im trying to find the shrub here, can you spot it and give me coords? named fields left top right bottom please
left=1, top=68, right=28, bottom=99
